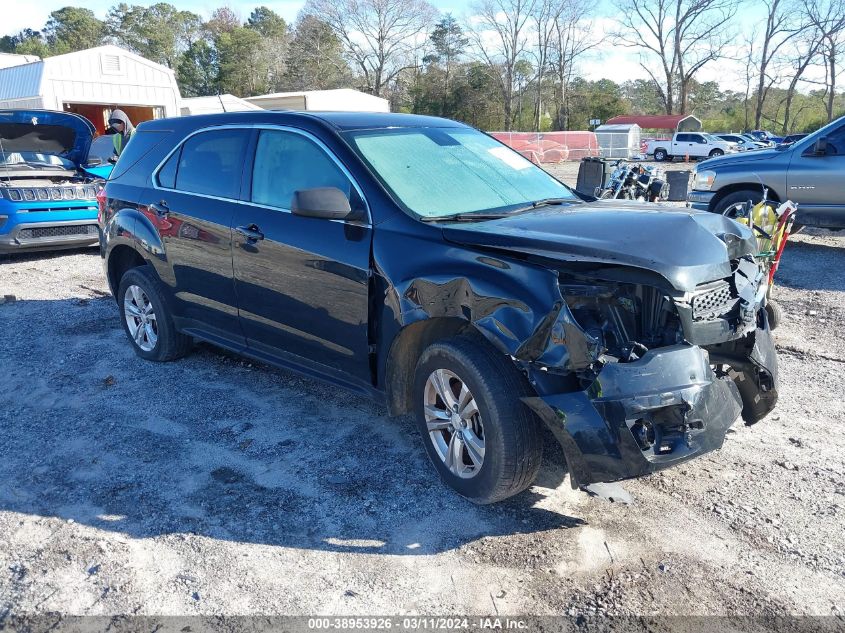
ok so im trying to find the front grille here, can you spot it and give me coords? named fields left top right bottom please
left=17, top=206, right=97, bottom=214
left=17, top=225, right=98, bottom=240
left=692, top=280, right=735, bottom=320
left=2, top=185, right=99, bottom=202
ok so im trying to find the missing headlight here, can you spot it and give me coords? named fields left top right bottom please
left=560, top=280, right=683, bottom=362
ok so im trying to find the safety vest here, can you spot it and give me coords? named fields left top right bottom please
left=112, top=129, right=134, bottom=156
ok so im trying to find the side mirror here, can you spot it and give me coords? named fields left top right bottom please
left=813, top=137, right=828, bottom=155
left=291, top=187, right=362, bottom=221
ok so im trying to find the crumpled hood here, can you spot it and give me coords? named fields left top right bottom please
left=441, top=202, right=758, bottom=292
left=0, top=109, right=94, bottom=167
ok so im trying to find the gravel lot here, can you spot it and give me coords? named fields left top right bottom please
left=1, top=167, right=843, bottom=624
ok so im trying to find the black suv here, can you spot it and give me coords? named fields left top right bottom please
left=100, top=112, right=778, bottom=503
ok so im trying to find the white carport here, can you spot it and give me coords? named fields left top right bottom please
left=594, top=123, right=642, bottom=158
left=0, top=45, right=181, bottom=134
left=180, top=94, right=263, bottom=116
left=245, top=89, right=390, bottom=112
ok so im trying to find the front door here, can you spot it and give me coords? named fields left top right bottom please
left=786, top=124, right=845, bottom=228
left=231, top=128, right=373, bottom=385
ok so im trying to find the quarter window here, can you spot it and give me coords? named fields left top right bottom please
left=173, top=129, right=249, bottom=199
left=251, top=130, right=354, bottom=210
left=157, top=147, right=179, bottom=189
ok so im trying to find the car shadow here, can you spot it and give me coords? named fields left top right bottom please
left=774, top=237, right=845, bottom=293
left=0, top=297, right=586, bottom=557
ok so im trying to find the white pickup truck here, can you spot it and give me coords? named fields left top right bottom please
left=645, top=132, right=737, bottom=162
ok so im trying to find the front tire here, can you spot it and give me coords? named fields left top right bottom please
left=709, top=148, right=725, bottom=157
left=117, top=266, right=192, bottom=362
left=765, top=299, right=783, bottom=330
left=413, top=336, right=543, bottom=504
left=713, top=189, right=763, bottom=217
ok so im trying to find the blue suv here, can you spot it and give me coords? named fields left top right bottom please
left=0, top=109, right=112, bottom=254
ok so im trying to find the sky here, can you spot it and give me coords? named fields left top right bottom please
left=0, top=0, right=825, bottom=92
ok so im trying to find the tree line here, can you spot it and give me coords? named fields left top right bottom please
left=2, top=0, right=844, bottom=134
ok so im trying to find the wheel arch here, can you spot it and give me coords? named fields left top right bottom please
left=107, top=244, right=147, bottom=299
left=384, top=317, right=506, bottom=417
left=710, top=183, right=781, bottom=212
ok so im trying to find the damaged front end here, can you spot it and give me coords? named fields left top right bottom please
left=521, top=256, right=778, bottom=488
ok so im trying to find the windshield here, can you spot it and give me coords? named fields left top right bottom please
left=344, top=127, right=577, bottom=218
left=0, top=151, right=74, bottom=169
left=704, top=134, right=723, bottom=143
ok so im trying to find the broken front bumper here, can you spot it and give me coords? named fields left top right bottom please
left=524, top=330, right=777, bottom=488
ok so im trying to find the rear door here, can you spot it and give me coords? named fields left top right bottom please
left=231, top=127, right=373, bottom=385
left=150, top=127, right=251, bottom=341
left=673, top=133, right=693, bottom=156
left=786, top=123, right=845, bottom=228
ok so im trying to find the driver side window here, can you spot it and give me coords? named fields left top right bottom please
left=823, top=126, right=845, bottom=156
left=251, top=130, right=356, bottom=209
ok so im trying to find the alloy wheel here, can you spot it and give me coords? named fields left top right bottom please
left=124, top=284, right=158, bottom=352
left=423, top=369, right=485, bottom=479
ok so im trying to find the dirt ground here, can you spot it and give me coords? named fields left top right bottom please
left=1, top=172, right=843, bottom=624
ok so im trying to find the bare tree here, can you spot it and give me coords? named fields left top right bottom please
left=528, top=0, right=558, bottom=131
left=781, top=24, right=825, bottom=133
left=549, top=0, right=597, bottom=129
left=614, top=0, right=738, bottom=114
left=804, top=0, right=845, bottom=122
left=468, top=0, right=537, bottom=130
left=751, top=0, right=805, bottom=129
left=303, top=0, right=437, bottom=97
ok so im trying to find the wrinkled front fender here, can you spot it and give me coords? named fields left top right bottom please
left=524, top=344, right=743, bottom=488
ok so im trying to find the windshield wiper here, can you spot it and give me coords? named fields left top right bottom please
left=506, top=197, right=575, bottom=214
left=420, top=198, right=574, bottom=223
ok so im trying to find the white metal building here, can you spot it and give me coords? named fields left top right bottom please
left=0, top=52, right=40, bottom=70
left=593, top=123, right=642, bottom=159
left=245, top=89, right=390, bottom=112
left=0, top=45, right=181, bottom=134
left=180, top=94, right=263, bottom=116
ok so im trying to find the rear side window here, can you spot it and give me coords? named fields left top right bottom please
left=676, top=134, right=690, bottom=142
left=174, top=129, right=250, bottom=199
left=109, top=130, right=170, bottom=181
left=251, top=130, right=353, bottom=209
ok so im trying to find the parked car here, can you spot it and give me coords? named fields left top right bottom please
left=748, top=130, right=784, bottom=144
left=689, top=115, right=845, bottom=229
left=646, top=132, right=737, bottom=161
left=715, top=133, right=766, bottom=151
left=0, top=109, right=111, bottom=254
left=779, top=133, right=808, bottom=146
left=100, top=111, right=779, bottom=503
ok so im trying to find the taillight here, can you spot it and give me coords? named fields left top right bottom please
left=96, top=186, right=107, bottom=224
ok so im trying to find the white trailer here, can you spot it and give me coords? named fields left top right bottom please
left=0, top=45, right=181, bottom=134
left=245, top=89, right=390, bottom=112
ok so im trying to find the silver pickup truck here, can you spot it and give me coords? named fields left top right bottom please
left=688, top=115, right=845, bottom=229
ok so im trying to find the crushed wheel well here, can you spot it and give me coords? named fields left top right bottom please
left=107, top=246, right=146, bottom=299
left=385, top=317, right=485, bottom=416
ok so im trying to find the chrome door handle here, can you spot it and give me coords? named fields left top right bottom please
left=235, top=224, right=264, bottom=241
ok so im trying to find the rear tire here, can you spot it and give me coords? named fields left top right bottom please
left=413, top=335, right=543, bottom=504
left=117, top=265, right=192, bottom=362
left=653, top=149, right=668, bottom=162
